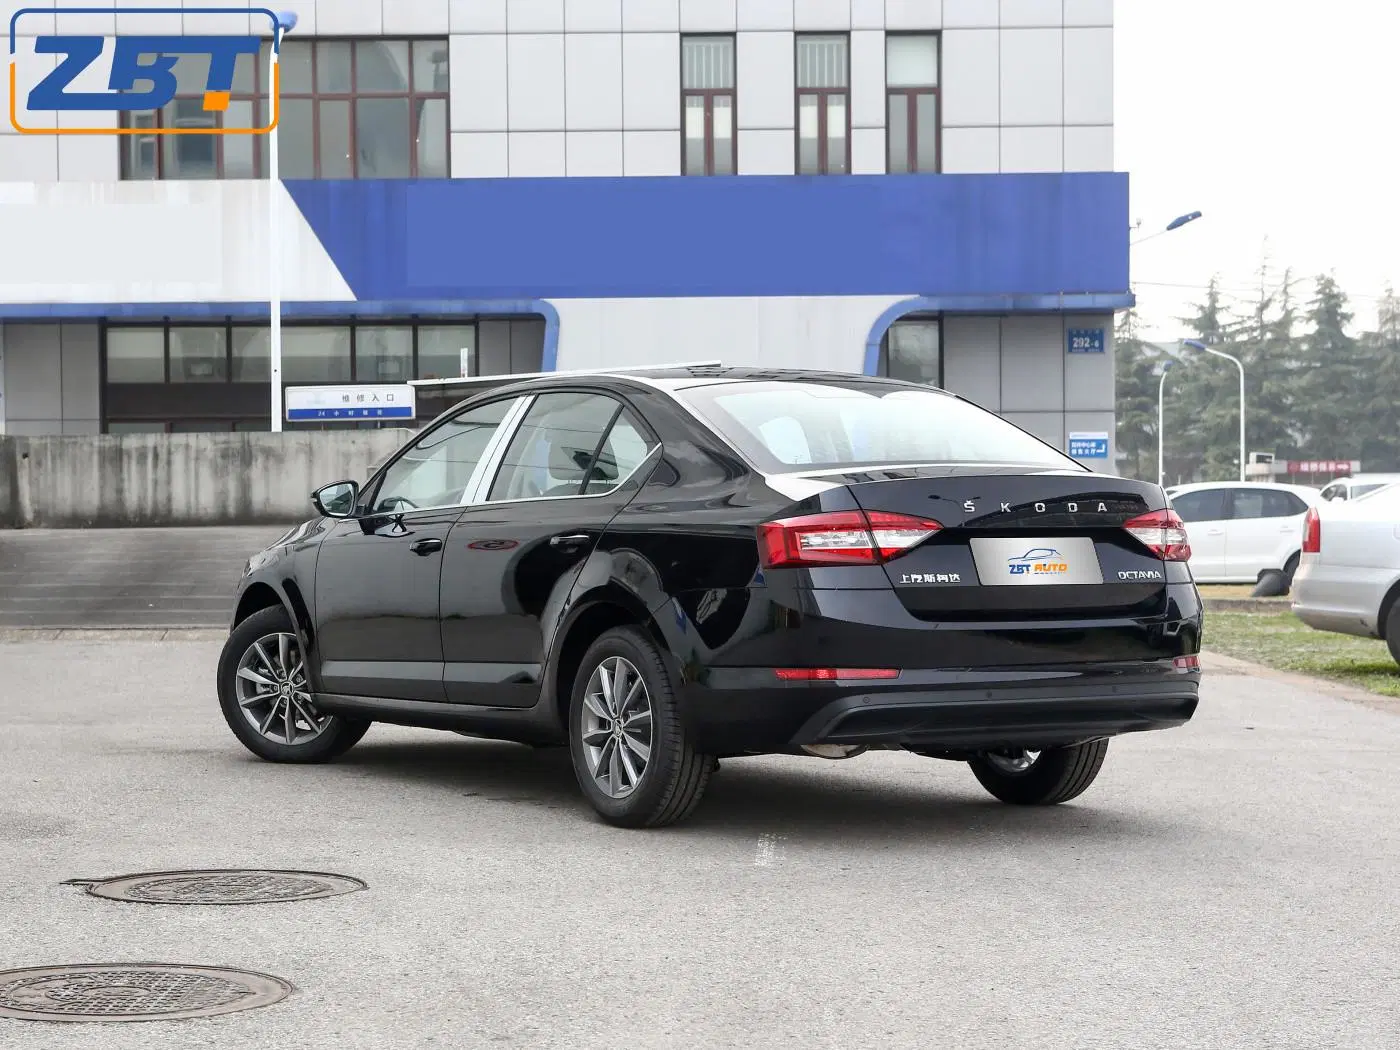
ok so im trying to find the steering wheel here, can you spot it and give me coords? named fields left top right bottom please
left=379, top=495, right=420, bottom=513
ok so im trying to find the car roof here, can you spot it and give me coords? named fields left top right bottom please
left=1167, top=481, right=1319, bottom=496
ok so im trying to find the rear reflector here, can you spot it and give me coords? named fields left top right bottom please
left=758, top=509, right=942, bottom=568
left=774, top=668, right=901, bottom=682
left=1123, top=509, right=1192, bottom=561
left=1172, top=654, right=1200, bottom=673
left=1302, top=507, right=1321, bottom=554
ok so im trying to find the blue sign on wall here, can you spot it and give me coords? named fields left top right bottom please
left=1069, top=432, right=1110, bottom=459
left=1067, top=328, right=1105, bottom=354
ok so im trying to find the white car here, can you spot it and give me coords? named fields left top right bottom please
left=1164, top=481, right=1322, bottom=586
left=1292, top=483, right=1400, bottom=664
left=1318, top=474, right=1400, bottom=502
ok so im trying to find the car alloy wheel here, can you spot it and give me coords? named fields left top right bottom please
left=984, top=748, right=1041, bottom=775
left=579, top=655, right=654, bottom=799
left=233, top=632, right=331, bottom=746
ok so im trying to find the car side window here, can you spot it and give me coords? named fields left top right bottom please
left=1319, top=483, right=1342, bottom=501
left=1170, top=489, right=1226, bottom=523
left=582, top=411, right=656, bottom=495
left=371, top=398, right=518, bottom=513
left=1229, top=489, right=1268, bottom=519
left=487, top=392, right=628, bottom=502
left=1263, top=491, right=1308, bottom=517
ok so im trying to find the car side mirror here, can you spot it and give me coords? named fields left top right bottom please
left=312, top=480, right=359, bottom=519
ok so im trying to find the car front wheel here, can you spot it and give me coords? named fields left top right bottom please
left=967, top=740, right=1109, bottom=805
left=216, top=605, right=369, bottom=764
left=567, top=626, right=714, bottom=828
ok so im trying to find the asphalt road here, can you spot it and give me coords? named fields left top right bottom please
left=0, top=528, right=290, bottom=628
left=1, top=639, right=1397, bottom=1049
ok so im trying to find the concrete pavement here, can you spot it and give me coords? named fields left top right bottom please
left=0, top=527, right=289, bottom=628
left=1, top=638, right=1397, bottom=1049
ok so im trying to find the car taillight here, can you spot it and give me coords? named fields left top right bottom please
left=757, top=509, right=942, bottom=568
left=1302, top=507, right=1321, bottom=554
left=1123, top=508, right=1191, bottom=561
left=774, top=668, right=901, bottom=681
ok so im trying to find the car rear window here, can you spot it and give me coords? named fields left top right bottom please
left=674, top=381, right=1080, bottom=473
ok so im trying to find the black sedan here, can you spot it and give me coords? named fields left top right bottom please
left=217, top=365, right=1202, bottom=827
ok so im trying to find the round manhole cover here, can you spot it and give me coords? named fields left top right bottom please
left=73, top=869, right=366, bottom=905
left=0, top=964, right=291, bottom=1022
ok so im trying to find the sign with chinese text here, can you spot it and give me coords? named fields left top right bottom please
left=285, top=385, right=415, bottom=422
left=1068, top=431, right=1110, bottom=459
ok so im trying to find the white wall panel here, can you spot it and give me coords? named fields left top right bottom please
left=1000, top=315, right=1065, bottom=411
left=738, top=0, right=795, bottom=30
left=623, top=0, right=679, bottom=31
left=58, top=136, right=119, bottom=181
left=795, top=0, right=851, bottom=30
left=182, top=1, right=253, bottom=35
left=737, top=32, right=796, bottom=129
left=567, top=0, right=623, bottom=31
left=567, top=131, right=624, bottom=176
left=681, top=0, right=736, bottom=32
left=622, top=130, right=680, bottom=175
left=851, top=128, right=885, bottom=174
left=451, top=131, right=510, bottom=176
left=942, top=0, right=997, bottom=28
left=851, top=0, right=885, bottom=29
left=736, top=129, right=794, bottom=174
left=52, top=7, right=117, bottom=33
left=508, top=34, right=566, bottom=129
left=550, top=295, right=906, bottom=373
left=1000, top=0, right=1063, bottom=27
left=508, top=0, right=565, bottom=33
left=1064, top=27, right=1114, bottom=125
left=316, top=0, right=383, bottom=34
left=1064, top=125, right=1113, bottom=172
left=2, top=4, right=55, bottom=33
left=383, top=0, right=452, bottom=35
left=1001, top=126, right=1063, bottom=172
left=941, top=316, right=1001, bottom=411
left=451, top=35, right=508, bottom=131
left=941, top=127, right=999, bottom=172
left=850, top=29, right=886, bottom=129
left=940, top=29, right=998, bottom=126
left=451, top=0, right=507, bottom=32
left=1000, top=28, right=1063, bottom=125
left=885, top=0, right=941, bottom=29
left=0, top=137, right=57, bottom=182
left=0, top=182, right=353, bottom=304
left=508, top=131, right=567, bottom=175
left=622, top=33, right=681, bottom=129
left=567, top=33, right=624, bottom=129
left=1064, top=316, right=1116, bottom=411
left=1065, top=0, right=1114, bottom=27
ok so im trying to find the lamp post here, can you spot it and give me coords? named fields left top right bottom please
left=268, top=10, right=299, bottom=433
left=1157, top=359, right=1174, bottom=488
left=1183, top=338, right=1246, bottom=482
left=1131, top=211, right=1203, bottom=247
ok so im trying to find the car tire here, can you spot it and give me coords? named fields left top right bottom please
left=567, top=626, right=714, bottom=829
left=1385, top=603, right=1400, bottom=669
left=967, top=740, right=1109, bottom=805
left=1281, top=553, right=1300, bottom=592
left=216, top=605, right=370, bottom=764
left=1252, top=569, right=1288, bottom=599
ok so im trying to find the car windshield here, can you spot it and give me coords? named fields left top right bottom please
left=675, top=381, right=1081, bottom=473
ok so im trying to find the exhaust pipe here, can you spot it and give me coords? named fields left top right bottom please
left=800, top=744, right=868, bottom=760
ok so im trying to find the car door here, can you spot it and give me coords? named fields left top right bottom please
left=1168, top=488, right=1229, bottom=581
left=1224, top=488, right=1309, bottom=579
left=313, top=396, right=526, bottom=701
left=439, top=390, right=661, bottom=707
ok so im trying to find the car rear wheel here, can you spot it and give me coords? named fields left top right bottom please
left=567, top=626, right=714, bottom=828
left=1385, top=602, right=1400, bottom=668
left=216, top=605, right=370, bottom=764
left=967, top=740, right=1109, bottom=805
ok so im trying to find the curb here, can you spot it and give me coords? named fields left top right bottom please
left=0, top=627, right=225, bottom=642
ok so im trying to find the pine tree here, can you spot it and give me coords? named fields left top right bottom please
left=1298, top=275, right=1359, bottom=459
left=1113, top=310, right=1160, bottom=480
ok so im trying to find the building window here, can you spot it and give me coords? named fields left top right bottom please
left=120, top=38, right=450, bottom=179
left=682, top=35, right=736, bottom=176
left=878, top=317, right=941, bottom=386
left=886, top=35, right=940, bottom=173
left=796, top=34, right=849, bottom=175
left=106, top=328, right=167, bottom=383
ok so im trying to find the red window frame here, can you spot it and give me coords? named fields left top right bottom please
left=681, top=35, right=737, bottom=176
left=886, top=87, right=940, bottom=173
left=794, top=35, right=851, bottom=176
left=119, top=38, right=450, bottom=179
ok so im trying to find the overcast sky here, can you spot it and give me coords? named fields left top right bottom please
left=1116, top=0, right=1400, bottom=339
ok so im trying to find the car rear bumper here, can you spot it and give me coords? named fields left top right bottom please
left=679, top=663, right=1201, bottom=753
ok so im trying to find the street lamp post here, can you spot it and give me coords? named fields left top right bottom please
left=1183, top=338, right=1246, bottom=482
left=1157, top=359, right=1174, bottom=488
left=268, top=10, right=298, bottom=433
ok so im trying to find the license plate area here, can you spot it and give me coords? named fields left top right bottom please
left=969, top=537, right=1104, bottom=586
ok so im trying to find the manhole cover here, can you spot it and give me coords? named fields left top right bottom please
left=69, top=869, right=366, bottom=905
left=0, top=964, right=290, bottom=1022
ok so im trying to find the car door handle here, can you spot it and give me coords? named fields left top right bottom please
left=410, top=538, right=444, bottom=556
left=550, top=533, right=591, bottom=549
left=1206, top=529, right=1225, bottom=536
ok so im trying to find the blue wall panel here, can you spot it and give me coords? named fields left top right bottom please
left=285, top=173, right=1130, bottom=304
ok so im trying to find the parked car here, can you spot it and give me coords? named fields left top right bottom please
left=1317, top=474, right=1400, bottom=502
left=217, top=365, right=1202, bottom=828
left=1292, top=483, right=1400, bottom=664
left=1164, top=481, right=1322, bottom=588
